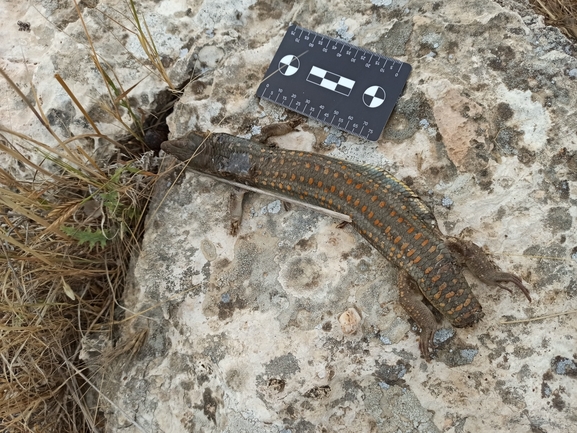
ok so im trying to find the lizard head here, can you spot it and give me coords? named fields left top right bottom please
left=161, top=133, right=217, bottom=172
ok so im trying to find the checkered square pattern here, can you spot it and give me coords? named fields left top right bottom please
left=307, top=66, right=355, bottom=96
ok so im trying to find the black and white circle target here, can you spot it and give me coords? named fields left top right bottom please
left=278, top=54, right=300, bottom=76
left=362, top=85, right=386, bottom=108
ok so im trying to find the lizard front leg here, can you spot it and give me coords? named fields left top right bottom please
left=445, top=237, right=531, bottom=302
left=397, top=270, right=438, bottom=362
left=229, top=187, right=248, bottom=236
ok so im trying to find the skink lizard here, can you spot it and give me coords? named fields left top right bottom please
left=161, top=131, right=530, bottom=361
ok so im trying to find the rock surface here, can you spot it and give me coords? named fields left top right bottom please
left=2, top=0, right=577, bottom=432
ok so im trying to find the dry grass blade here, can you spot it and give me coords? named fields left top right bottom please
left=530, top=0, right=577, bottom=40
left=54, top=74, right=102, bottom=136
left=0, top=70, right=63, bottom=150
left=501, top=309, right=577, bottom=324
left=127, top=0, right=175, bottom=90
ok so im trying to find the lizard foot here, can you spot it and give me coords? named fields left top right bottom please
left=446, top=237, right=531, bottom=302
left=480, top=270, right=531, bottom=302
left=418, top=327, right=435, bottom=363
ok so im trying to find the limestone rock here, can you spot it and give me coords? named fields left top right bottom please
left=2, top=0, right=577, bottom=432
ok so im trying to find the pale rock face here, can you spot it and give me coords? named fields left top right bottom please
left=3, top=0, right=577, bottom=432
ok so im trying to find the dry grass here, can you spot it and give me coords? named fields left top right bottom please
left=0, top=138, right=155, bottom=431
left=0, top=125, right=156, bottom=431
left=0, top=1, right=173, bottom=431
left=530, top=0, right=577, bottom=41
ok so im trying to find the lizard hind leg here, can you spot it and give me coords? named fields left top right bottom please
left=397, top=270, right=439, bottom=362
left=445, top=237, right=531, bottom=302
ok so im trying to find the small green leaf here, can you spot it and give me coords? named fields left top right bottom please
left=61, top=225, right=111, bottom=249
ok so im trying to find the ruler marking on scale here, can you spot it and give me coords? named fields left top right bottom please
left=256, top=25, right=411, bottom=141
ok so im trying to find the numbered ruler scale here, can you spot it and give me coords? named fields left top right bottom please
left=256, top=25, right=412, bottom=141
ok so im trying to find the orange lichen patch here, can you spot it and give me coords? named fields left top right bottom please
left=356, top=183, right=363, bottom=189
left=407, top=227, right=415, bottom=233
left=406, top=249, right=416, bottom=257
left=397, top=217, right=403, bottom=223
left=414, top=233, right=422, bottom=240
left=330, top=185, right=336, bottom=193
left=393, top=236, right=402, bottom=244
left=368, top=211, right=374, bottom=219
left=308, top=178, right=314, bottom=185
left=346, top=178, right=353, bottom=185
left=317, top=180, right=323, bottom=188
left=412, top=256, right=422, bottom=264
left=346, top=195, right=352, bottom=202
left=361, top=205, right=368, bottom=213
